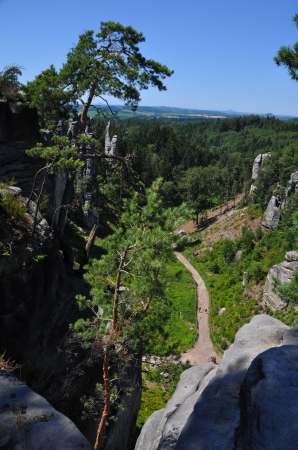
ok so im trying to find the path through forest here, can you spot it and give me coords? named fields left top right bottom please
left=175, top=252, right=219, bottom=366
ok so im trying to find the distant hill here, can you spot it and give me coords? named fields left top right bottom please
left=80, top=105, right=297, bottom=121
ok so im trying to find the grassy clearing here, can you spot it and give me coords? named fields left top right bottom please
left=150, top=258, right=197, bottom=356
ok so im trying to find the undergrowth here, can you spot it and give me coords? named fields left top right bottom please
left=137, top=361, right=191, bottom=430
left=0, top=192, right=26, bottom=225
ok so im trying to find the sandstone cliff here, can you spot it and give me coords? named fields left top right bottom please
left=136, top=315, right=298, bottom=450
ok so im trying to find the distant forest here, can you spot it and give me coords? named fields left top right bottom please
left=93, top=115, right=298, bottom=220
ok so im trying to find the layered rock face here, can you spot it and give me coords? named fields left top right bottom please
left=136, top=315, right=298, bottom=450
left=0, top=371, right=92, bottom=450
left=0, top=100, right=41, bottom=194
left=263, top=251, right=298, bottom=310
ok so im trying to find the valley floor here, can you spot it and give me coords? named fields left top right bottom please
left=175, top=252, right=220, bottom=365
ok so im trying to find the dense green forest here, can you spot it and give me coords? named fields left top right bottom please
left=91, top=115, right=298, bottom=220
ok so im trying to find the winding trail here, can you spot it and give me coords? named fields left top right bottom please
left=175, top=252, right=219, bottom=366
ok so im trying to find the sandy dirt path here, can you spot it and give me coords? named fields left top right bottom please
left=175, top=252, right=219, bottom=366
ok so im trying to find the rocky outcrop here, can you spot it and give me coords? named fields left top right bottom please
left=261, top=195, right=281, bottom=229
left=136, top=315, right=298, bottom=450
left=135, top=365, right=215, bottom=450
left=105, top=121, right=117, bottom=158
left=250, top=152, right=271, bottom=193
left=263, top=251, right=298, bottom=310
left=0, top=370, right=92, bottom=450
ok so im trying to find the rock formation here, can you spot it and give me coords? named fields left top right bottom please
left=105, top=120, right=117, bottom=158
left=250, top=152, right=271, bottom=193
left=135, top=315, right=298, bottom=450
left=281, top=170, right=298, bottom=210
left=263, top=251, right=298, bottom=310
left=261, top=195, right=281, bottom=229
left=285, top=170, right=298, bottom=198
left=0, top=370, right=92, bottom=450
left=0, top=100, right=41, bottom=195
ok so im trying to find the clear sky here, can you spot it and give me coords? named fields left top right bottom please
left=1, top=0, right=298, bottom=116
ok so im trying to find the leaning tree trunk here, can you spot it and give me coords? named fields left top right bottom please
left=81, top=224, right=98, bottom=268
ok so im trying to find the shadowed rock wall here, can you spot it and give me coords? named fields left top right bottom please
left=0, top=100, right=42, bottom=194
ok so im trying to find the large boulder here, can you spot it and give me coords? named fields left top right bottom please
left=0, top=370, right=92, bottom=450
left=262, top=195, right=281, bottom=229
left=135, top=365, right=215, bottom=450
left=263, top=251, right=298, bottom=310
left=136, top=315, right=298, bottom=450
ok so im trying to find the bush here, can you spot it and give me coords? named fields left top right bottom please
left=220, top=340, right=228, bottom=350
left=0, top=192, right=26, bottom=224
left=238, top=226, right=255, bottom=254
left=248, top=261, right=266, bottom=284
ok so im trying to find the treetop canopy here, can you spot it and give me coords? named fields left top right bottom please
left=23, top=21, right=174, bottom=125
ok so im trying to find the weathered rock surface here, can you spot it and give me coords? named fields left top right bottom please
left=263, top=251, right=298, bottom=310
left=236, top=345, right=298, bottom=450
left=261, top=195, right=281, bottom=229
left=250, top=152, right=271, bottom=193
left=251, top=153, right=271, bottom=180
left=136, top=315, right=298, bottom=450
left=0, top=371, right=92, bottom=450
left=135, top=365, right=215, bottom=450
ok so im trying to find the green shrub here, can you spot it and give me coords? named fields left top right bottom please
left=220, top=340, right=228, bottom=350
left=0, top=192, right=26, bottom=224
left=248, top=262, right=266, bottom=284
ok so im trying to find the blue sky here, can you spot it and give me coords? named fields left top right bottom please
left=1, top=0, right=298, bottom=116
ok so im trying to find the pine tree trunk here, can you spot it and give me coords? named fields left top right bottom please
left=94, top=350, right=111, bottom=450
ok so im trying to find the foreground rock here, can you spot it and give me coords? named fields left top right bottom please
left=263, top=251, right=298, bottom=310
left=136, top=315, right=298, bottom=450
left=0, top=371, right=92, bottom=450
left=135, top=365, right=215, bottom=450
left=236, top=345, right=298, bottom=449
